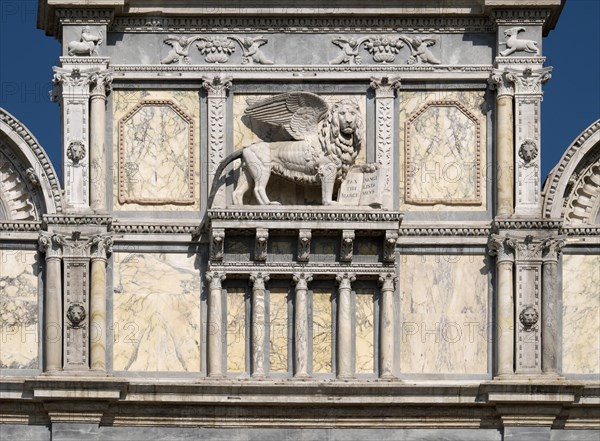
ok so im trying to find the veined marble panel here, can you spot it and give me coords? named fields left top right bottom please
left=226, top=288, right=247, bottom=373
left=400, top=254, right=490, bottom=374
left=233, top=94, right=366, bottom=205
left=112, top=253, right=201, bottom=372
left=0, top=250, right=39, bottom=369
left=399, top=90, right=487, bottom=211
left=269, top=288, right=289, bottom=372
left=562, top=255, right=600, bottom=374
left=112, top=90, right=200, bottom=211
left=312, top=289, right=333, bottom=374
left=355, top=289, right=375, bottom=374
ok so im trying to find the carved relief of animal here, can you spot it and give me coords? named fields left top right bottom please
left=67, top=27, right=103, bottom=56
left=211, top=92, right=366, bottom=206
left=500, top=27, right=539, bottom=56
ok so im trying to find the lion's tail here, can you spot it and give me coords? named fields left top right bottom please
left=206, top=149, right=244, bottom=209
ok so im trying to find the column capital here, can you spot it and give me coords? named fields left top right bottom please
left=505, top=66, right=552, bottom=96
left=336, top=272, right=356, bottom=289
left=89, top=70, right=113, bottom=99
left=488, top=68, right=515, bottom=97
left=370, top=76, right=401, bottom=98
left=38, top=232, right=66, bottom=259
left=90, top=234, right=113, bottom=261
left=292, top=272, right=313, bottom=290
left=206, top=271, right=226, bottom=289
left=202, top=76, right=232, bottom=97
left=541, top=237, right=566, bottom=263
left=378, top=272, right=397, bottom=290
left=488, top=234, right=516, bottom=263
left=249, top=272, right=270, bottom=290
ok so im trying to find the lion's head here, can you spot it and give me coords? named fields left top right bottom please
left=320, top=99, right=364, bottom=180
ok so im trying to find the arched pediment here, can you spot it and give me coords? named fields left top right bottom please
left=0, top=108, right=62, bottom=220
left=542, top=119, right=600, bottom=225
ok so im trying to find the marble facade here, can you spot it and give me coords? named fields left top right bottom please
left=0, top=1, right=598, bottom=440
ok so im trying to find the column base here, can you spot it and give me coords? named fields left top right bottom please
left=378, top=373, right=397, bottom=381
left=293, top=373, right=311, bottom=380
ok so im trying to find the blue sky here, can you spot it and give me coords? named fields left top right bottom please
left=1, top=0, right=598, bottom=183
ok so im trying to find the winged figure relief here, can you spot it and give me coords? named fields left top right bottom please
left=161, top=35, right=202, bottom=64
left=402, top=37, right=441, bottom=65
left=211, top=92, right=369, bottom=206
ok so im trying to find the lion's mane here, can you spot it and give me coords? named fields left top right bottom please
left=319, top=99, right=364, bottom=181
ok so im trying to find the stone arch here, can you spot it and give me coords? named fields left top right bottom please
left=542, top=119, right=600, bottom=225
left=0, top=108, right=62, bottom=220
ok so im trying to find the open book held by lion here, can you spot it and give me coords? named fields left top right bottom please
left=211, top=92, right=375, bottom=206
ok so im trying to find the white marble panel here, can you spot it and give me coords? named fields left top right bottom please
left=400, top=254, right=490, bottom=374
left=113, top=90, right=200, bottom=211
left=399, top=90, right=487, bottom=211
left=562, top=255, right=600, bottom=374
left=0, top=250, right=39, bottom=369
left=112, top=253, right=201, bottom=372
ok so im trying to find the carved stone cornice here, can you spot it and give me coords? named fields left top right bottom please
left=399, top=226, right=491, bottom=237
left=490, top=9, right=552, bottom=26
left=249, top=272, right=270, bottom=290
left=0, top=221, right=41, bottom=233
left=56, top=8, right=115, bottom=25
left=292, top=272, right=313, bottom=290
left=110, top=16, right=494, bottom=34
left=488, top=234, right=515, bottom=263
left=378, top=272, right=397, bottom=291
left=208, top=208, right=403, bottom=225
left=202, top=76, right=232, bottom=97
left=488, top=69, right=515, bottom=97
left=340, top=230, right=355, bottom=263
left=494, top=56, right=546, bottom=66
left=89, top=234, right=113, bottom=261
left=38, top=232, right=66, bottom=259
left=43, top=214, right=112, bottom=228
left=211, top=263, right=389, bottom=276
left=370, top=76, right=401, bottom=98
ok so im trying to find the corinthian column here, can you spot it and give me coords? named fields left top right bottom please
left=489, top=70, right=515, bottom=216
left=541, top=238, right=565, bottom=375
left=379, top=272, right=397, bottom=379
left=89, top=71, right=113, bottom=212
left=206, top=271, right=226, bottom=377
left=336, top=273, right=355, bottom=379
left=38, top=233, right=65, bottom=373
left=89, top=235, right=112, bottom=371
left=292, top=272, right=312, bottom=378
left=489, top=235, right=516, bottom=377
left=202, top=76, right=232, bottom=208
left=250, top=272, right=269, bottom=378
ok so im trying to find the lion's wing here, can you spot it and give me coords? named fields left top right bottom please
left=244, top=92, right=329, bottom=140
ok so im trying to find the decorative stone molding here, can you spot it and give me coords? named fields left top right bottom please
left=340, top=230, right=355, bottom=262
left=208, top=209, right=403, bottom=223
left=117, top=99, right=196, bottom=205
left=492, top=219, right=563, bottom=231
left=111, top=222, right=198, bottom=235
left=255, top=228, right=269, bottom=262
left=0, top=109, right=63, bottom=213
left=210, top=228, right=225, bottom=261
left=110, top=16, right=494, bottom=34
left=56, top=8, right=114, bottom=25
left=197, top=37, right=237, bottom=63
left=163, top=35, right=273, bottom=65
left=383, top=230, right=398, bottom=263
left=399, top=226, right=490, bottom=237
left=491, top=9, right=551, bottom=25
left=230, top=36, right=273, bottom=65
left=0, top=221, right=41, bottom=232
left=332, top=35, right=441, bottom=65
left=43, top=214, right=112, bottom=227
left=297, top=229, right=311, bottom=262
